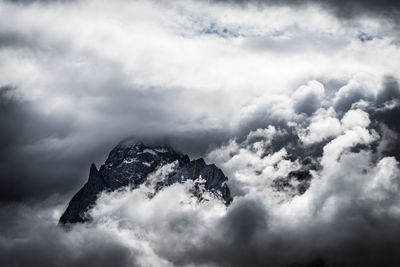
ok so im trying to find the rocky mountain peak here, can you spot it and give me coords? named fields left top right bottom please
left=59, top=141, right=232, bottom=225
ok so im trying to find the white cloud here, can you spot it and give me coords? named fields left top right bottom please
left=341, top=108, right=371, bottom=130
left=299, top=105, right=373, bottom=145
left=298, top=107, right=342, bottom=144
left=63, top=121, right=398, bottom=266
left=333, top=73, right=381, bottom=111
left=293, top=80, right=325, bottom=114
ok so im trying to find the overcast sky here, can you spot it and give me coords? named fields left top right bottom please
left=1, top=0, right=400, bottom=266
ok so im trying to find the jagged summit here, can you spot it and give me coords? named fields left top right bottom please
left=59, top=141, right=232, bottom=224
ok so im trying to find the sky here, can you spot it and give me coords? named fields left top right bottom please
left=0, top=0, right=400, bottom=266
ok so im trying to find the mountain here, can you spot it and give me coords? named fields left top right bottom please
left=59, top=140, right=232, bottom=224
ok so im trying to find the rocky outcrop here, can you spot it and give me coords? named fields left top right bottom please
left=59, top=141, right=232, bottom=224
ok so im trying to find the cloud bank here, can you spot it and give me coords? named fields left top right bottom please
left=1, top=0, right=400, bottom=266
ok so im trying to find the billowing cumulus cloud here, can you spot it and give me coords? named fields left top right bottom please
left=293, top=80, right=325, bottom=115
left=1, top=0, right=400, bottom=266
left=2, top=104, right=400, bottom=266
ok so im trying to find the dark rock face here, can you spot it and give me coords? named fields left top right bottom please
left=59, top=141, right=232, bottom=225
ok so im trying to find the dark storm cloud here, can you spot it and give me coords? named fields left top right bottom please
left=294, top=93, right=321, bottom=115
left=0, top=30, right=50, bottom=51
left=376, top=75, right=400, bottom=105
left=0, top=86, right=83, bottom=203
left=202, top=212, right=398, bottom=267
left=0, top=202, right=137, bottom=267
left=212, top=0, right=400, bottom=21
left=3, top=188, right=400, bottom=267
left=0, top=32, right=25, bottom=49
left=369, top=76, right=400, bottom=160
left=170, top=199, right=270, bottom=267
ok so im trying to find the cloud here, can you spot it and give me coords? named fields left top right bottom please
left=0, top=82, right=239, bottom=202
left=298, top=107, right=342, bottom=144
left=2, top=117, right=398, bottom=266
left=0, top=85, right=89, bottom=202
left=293, top=80, right=325, bottom=115
left=5, top=0, right=400, bottom=24
left=333, top=73, right=379, bottom=113
left=341, top=108, right=371, bottom=130
left=377, top=76, right=400, bottom=105
left=298, top=108, right=372, bottom=144
left=0, top=200, right=138, bottom=267
left=1, top=0, right=400, bottom=266
left=210, top=0, right=400, bottom=23
left=2, top=83, right=400, bottom=266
